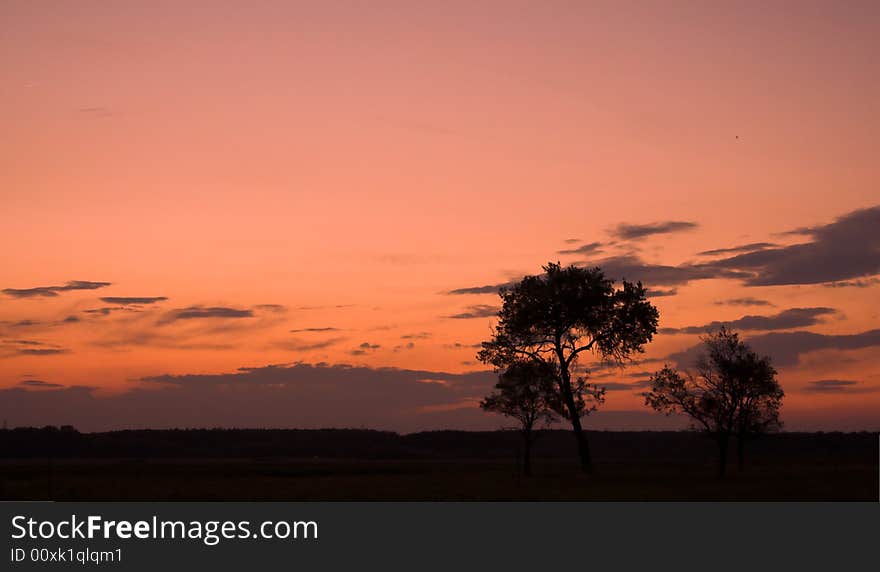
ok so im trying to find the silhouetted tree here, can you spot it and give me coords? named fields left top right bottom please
left=644, top=327, right=783, bottom=477
left=480, top=360, right=558, bottom=476
left=478, top=262, right=659, bottom=473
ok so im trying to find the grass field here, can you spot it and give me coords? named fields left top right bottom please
left=1, top=457, right=875, bottom=501
left=2, top=429, right=876, bottom=500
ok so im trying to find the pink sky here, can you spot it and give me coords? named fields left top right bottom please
left=1, top=1, right=878, bottom=431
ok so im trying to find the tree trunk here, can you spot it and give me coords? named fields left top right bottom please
left=558, top=364, right=592, bottom=474
left=571, top=418, right=592, bottom=474
left=717, top=435, right=729, bottom=478
left=737, top=435, right=745, bottom=472
left=522, top=432, right=532, bottom=476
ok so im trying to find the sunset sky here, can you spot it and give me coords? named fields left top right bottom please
left=1, top=1, right=878, bottom=431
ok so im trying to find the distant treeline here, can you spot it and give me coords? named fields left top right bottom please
left=0, top=426, right=876, bottom=463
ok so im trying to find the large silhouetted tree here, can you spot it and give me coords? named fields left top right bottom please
left=644, top=327, right=783, bottom=477
left=478, top=262, right=659, bottom=474
left=480, top=359, right=558, bottom=476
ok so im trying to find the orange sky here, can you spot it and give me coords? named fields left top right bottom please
left=1, top=1, right=878, bottom=431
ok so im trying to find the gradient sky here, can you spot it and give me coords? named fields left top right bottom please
left=2, top=1, right=878, bottom=431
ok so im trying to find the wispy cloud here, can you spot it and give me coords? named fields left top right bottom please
left=610, top=220, right=698, bottom=240
left=400, top=332, right=432, bottom=340
left=446, top=305, right=499, bottom=319
left=714, top=297, right=774, bottom=307
left=447, top=284, right=510, bottom=295
left=450, top=206, right=880, bottom=295
left=697, top=242, right=778, bottom=256
left=159, top=306, right=254, bottom=324
left=19, top=379, right=65, bottom=389
left=822, top=278, right=880, bottom=289
left=802, top=380, right=879, bottom=394
left=99, top=296, right=168, bottom=305
left=706, top=206, right=880, bottom=286
left=274, top=337, right=346, bottom=352
left=646, top=288, right=677, bottom=298
left=669, top=328, right=880, bottom=367
left=2, top=280, right=111, bottom=299
left=661, top=307, right=836, bottom=335
left=557, top=241, right=604, bottom=255
left=350, top=342, right=381, bottom=355
left=12, top=348, right=69, bottom=357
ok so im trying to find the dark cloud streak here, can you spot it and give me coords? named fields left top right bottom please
left=611, top=221, right=698, bottom=240
left=446, top=305, right=499, bottom=319
left=697, top=242, right=778, bottom=256
left=99, top=297, right=168, bottom=305
left=661, top=307, right=836, bottom=335
left=802, top=380, right=879, bottom=394
left=2, top=280, right=111, bottom=298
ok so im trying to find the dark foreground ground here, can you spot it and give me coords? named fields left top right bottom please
left=1, top=428, right=876, bottom=500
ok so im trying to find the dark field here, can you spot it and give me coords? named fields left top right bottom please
left=1, top=428, right=876, bottom=500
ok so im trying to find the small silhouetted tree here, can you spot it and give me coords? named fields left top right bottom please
left=478, top=262, right=659, bottom=474
left=644, top=327, right=783, bottom=477
left=480, top=360, right=558, bottom=476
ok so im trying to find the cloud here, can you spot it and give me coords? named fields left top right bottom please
left=599, top=206, right=879, bottom=287
left=84, top=308, right=118, bottom=316
left=448, top=205, right=880, bottom=294
left=443, top=342, right=483, bottom=350
left=802, top=380, right=879, bottom=394
left=661, top=307, right=836, bottom=335
left=707, top=206, right=880, bottom=286
left=669, top=328, right=880, bottom=367
left=583, top=255, right=748, bottom=286
left=584, top=358, right=663, bottom=374
left=400, top=332, right=432, bottom=340
left=557, top=241, right=604, bottom=255
left=84, top=306, right=145, bottom=316
left=99, top=297, right=168, bottom=305
left=253, top=304, right=287, bottom=313
left=0, top=363, right=685, bottom=431
left=646, top=288, right=677, bottom=298
left=2, top=280, right=111, bottom=298
left=160, top=306, right=254, bottom=323
left=1, top=339, right=69, bottom=358
left=14, top=348, right=69, bottom=357
left=697, top=242, right=778, bottom=256
left=822, top=278, right=880, bottom=289
left=274, top=337, right=346, bottom=352
left=3, top=339, right=45, bottom=346
left=78, top=106, right=114, bottom=118
left=89, top=303, right=286, bottom=350
left=289, top=327, right=341, bottom=333
left=446, top=305, right=499, bottom=319
left=447, top=284, right=510, bottom=295
left=601, top=379, right=653, bottom=392
left=19, top=379, right=64, bottom=389
left=4, top=316, right=84, bottom=329
left=350, top=342, right=381, bottom=355
left=610, top=221, right=698, bottom=240
left=714, top=297, right=774, bottom=307
left=8, top=320, right=41, bottom=328
left=91, top=329, right=236, bottom=351
left=444, top=255, right=736, bottom=294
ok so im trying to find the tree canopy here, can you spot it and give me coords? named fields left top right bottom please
left=645, top=327, right=783, bottom=476
left=478, top=262, right=659, bottom=473
left=480, top=359, right=558, bottom=475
